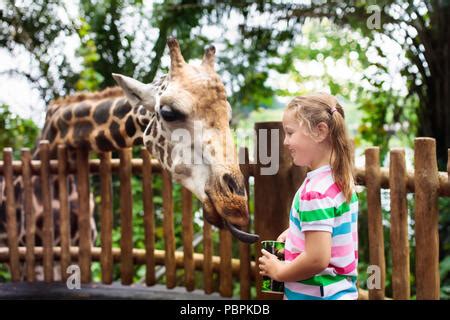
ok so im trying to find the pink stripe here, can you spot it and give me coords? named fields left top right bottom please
left=324, top=183, right=341, bottom=198
left=331, top=243, right=354, bottom=257
left=301, top=191, right=327, bottom=201
left=300, top=183, right=341, bottom=201
left=288, top=231, right=305, bottom=250
left=352, top=232, right=358, bottom=242
left=355, top=250, right=358, bottom=259
left=329, top=259, right=356, bottom=274
left=284, top=248, right=301, bottom=261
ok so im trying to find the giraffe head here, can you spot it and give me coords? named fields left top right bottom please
left=113, top=37, right=258, bottom=243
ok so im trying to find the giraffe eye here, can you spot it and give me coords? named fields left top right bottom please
left=159, top=105, right=186, bottom=122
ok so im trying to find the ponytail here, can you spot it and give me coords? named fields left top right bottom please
left=329, top=103, right=354, bottom=203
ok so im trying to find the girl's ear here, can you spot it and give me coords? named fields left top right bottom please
left=313, top=122, right=330, bottom=143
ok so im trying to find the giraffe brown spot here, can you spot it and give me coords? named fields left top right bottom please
left=151, top=123, right=158, bottom=138
left=46, top=122, right=58, bottom=143
left=167, top=145, right=173, bottom=168
left=57, top=118, right=69, bottom=138
left=109, top=121, right=126, bottom=148
left=113, top=98, right=132, bottom=119
left=93, top=100, right=111, bottom=124
left=138, top=118, right=149, bottom=131
left=62, top=109, right=73, bottom=122
left=74, top=102, right=90, bottom=118
left=133, top=137, right=143, bottom=146
left=125, top=115, right=136, bottom=137
left=156, top=145, right=165, bottom=162
left=158, top=135, right=165, bottom=145
left=174, top=164, right=191, bottom=176
left=96, top=131, right=115, bottom=152
left=74, top=121, right=93, bottom=148
left=137, top=122, right=146, bottom=132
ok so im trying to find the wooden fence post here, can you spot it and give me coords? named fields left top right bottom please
left=239, top=147, right=252, bottom=299
left=414, top=138, right=440, bottom=299
left=40, top=141, right=54, bottom=283
left=3, top=148, right=19, bottom=282
left=219, top=228, right=233, bottom=297
left=76, top=147, right=91, bottom=283
left=182, top=187, right=195, bottom=291
left=57, top=145, right=71, bottom=282
left=119, top=148, right=133, bottom=285
left=203, top=217, right=213, bottom=294
left=142, top=148, right=156, bottom=286
left=99, top=151, right=113, bottom=284
left=365, top=147, right=386, bottom=299
left=389, top=148, right=410, bottom=299
left=21, top=148, right=35, bottom=282
left=162, top=169, right=176, bottom=289
left=253, top=122, right=305, bottom=299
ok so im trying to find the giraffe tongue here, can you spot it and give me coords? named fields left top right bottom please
left=224, top=220, right=260, bottom=244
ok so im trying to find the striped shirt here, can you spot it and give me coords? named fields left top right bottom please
left=284, top=164, right=359, bottom=300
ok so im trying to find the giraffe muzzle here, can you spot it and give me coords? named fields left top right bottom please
left=204, top=188, right=260, bottom=244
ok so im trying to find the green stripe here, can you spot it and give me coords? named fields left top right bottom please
left=299, top=274, right=357, bottom=287
left=294, top=190, right=300, bottom=213
left=300, top=193, right=358, bottom=222
left=301, top=207, right=335, bottom=222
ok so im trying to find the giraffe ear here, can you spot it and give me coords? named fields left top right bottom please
left=201, top=45, right=216, bottom=70
left=112, top=73, right=156, bottom=112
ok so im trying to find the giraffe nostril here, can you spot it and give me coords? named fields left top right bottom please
left=222, top=173, right=244, bottom=196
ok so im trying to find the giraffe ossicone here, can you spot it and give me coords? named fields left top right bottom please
left=112, top=37, right=259, bottom=243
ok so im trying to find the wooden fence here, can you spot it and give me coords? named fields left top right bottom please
left=0, top=121, right=449, bottom=300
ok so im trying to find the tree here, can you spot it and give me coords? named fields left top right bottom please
left=0, top=104, right=40, bottom=157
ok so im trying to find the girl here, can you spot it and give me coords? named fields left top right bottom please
left=258, top=93, right=359, bottom=300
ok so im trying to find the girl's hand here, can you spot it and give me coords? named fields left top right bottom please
left=258, top=249, right=285, bottom=282
left=277, top=228, right=289, bottom=242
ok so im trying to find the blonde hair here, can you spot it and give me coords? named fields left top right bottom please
left=286, top=92, right=354, bottom=203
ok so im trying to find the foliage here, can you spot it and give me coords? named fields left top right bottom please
left=0, top=104, right=40, bottom=158
left=75, top=18, right=104, bottom=91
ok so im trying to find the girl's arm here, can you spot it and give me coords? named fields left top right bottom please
left=259, top=231, right=331, bottom=282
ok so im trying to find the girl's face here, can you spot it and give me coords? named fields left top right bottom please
left=282, top=110, right=319, bottom=167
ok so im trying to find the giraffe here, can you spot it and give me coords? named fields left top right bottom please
left=0, top=37, right=258, bottom=273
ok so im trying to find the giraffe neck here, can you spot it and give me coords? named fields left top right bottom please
left=37, top=75, right=170, bottom=157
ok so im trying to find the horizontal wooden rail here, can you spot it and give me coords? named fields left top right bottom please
left=0, top=158, right=162, bottom=175
left=354, top=167, right=450, bottom=196
left=2, top=160, right=449, bottom=196
left=0, top=247, right=256, bottom=280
